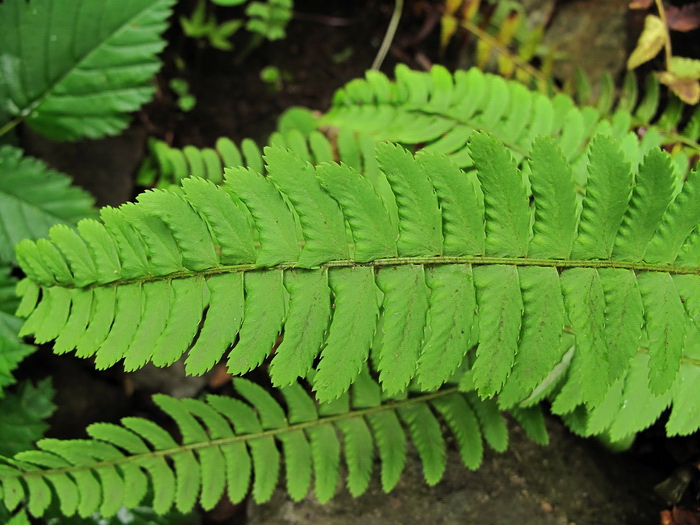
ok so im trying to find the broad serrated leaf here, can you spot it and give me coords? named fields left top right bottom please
left=0, top=147, right=95, bottom=264
left=0, top=0, right=174, bottom=140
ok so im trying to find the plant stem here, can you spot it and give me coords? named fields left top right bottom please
left=654, top=0, right=673, bottom=70
left=371, top=0, right=404, bottom=70
left=0, top=117, right=21, bottom=139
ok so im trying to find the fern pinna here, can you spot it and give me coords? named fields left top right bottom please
left=139, top=65, right=700, bottom=191
left=0, top=373, right=533, bottom=518
left=5, top=130, right=700, bottom=516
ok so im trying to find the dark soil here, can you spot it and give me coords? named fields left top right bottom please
left=14, top=1, right=700, bottom=524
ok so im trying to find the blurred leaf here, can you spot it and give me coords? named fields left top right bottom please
left=627, top=14, right=666, bottom=70
left=666, top=3, right=700, bottom=32
left=628, top=0, right=653, bottom=9
left=658, top=72, right=700, bottom=105
left=0, top=145, right=96, bottom=264
left=444, top=0, right=464, bottom=17
left=440, top=14, right=459, bottom=52
left=0, top=267, right=35, bottom=395
left=180, top=0, right=215, bottom=38
left=0, top=379, right=55, bottom=457
left=465, top=0, right=481, bottom=21
left=670, top=57, right=700, bottom=79
left=209, top=19, right=244, bottom=50
left=211, top=0, right=247, bottom=5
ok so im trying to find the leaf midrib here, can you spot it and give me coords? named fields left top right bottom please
left=46, top=255, right=700, bottom=290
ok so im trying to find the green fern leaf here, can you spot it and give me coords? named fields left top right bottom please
left=1, top=377, right=505, bottom=518
left=13, top=134, right=700, bottom=440
left=571, top=135, right=632, bottom=260
left=322, top=66, right=698, bottom=185
left=527, top=137, right=577, bottom=259
left=468, top=132, right=529, bottom=257
left=0, top=0, right=174, bottom=140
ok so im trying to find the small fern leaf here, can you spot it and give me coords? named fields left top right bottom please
left=430, top=392, right=483, bottom=470
left=181, top=177, right=257, bottom=264
left=265, top=147, right=349, bottom=266
left=225, top=167, right=301, bottom=267
left=508, top=266, right=565, bottom=399
left=613, top=149, right=675, bottom=261
left=468, top=394, right=509, bottom=453
left=473, top=265, right=523, bottom=398
left=666, top=360, right=700, bottom=436
left=415, top=151, right=485, bottom=256
left=398, top=403, right=446, bottom=485
left=417, top=264, right=476, bottom=391
left=184, top=274, right=244, bottom=375
left=376, top=265, right=430, bottom=395
left=376, top=143, right=442, bottom=257
left=335, top=417, right=374, bottom=497
left=227, top=271, right=286, bottom=375
left=607, top=353, right=673, bottom=442
left=637, top=273, right=686, bottom=394
left=560, top=269, right=609, bottom=407
left=571, top=135, right=632, bottom=260
left=644, top=167, right=700, bottom=264
left=281, top=383, right=340, bottom=502
left=269, top=269, right=331, bottom=387
left=468, top=132, right=529, bottom=257
left=313, top=267, right=379, bottom=402
left=527, top=137, right=577, bottom=259
left=315, top=162, right=398, bottom=262
left=599, top=269, right=644, bottom=383
left=351, top=370, right=407, bottom=492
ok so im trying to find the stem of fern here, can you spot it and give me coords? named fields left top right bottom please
left=53, top=256, right=700, bottom=292
left=654, top=0, right=673, bottom=70
left=371, top=0, right=404, bottom=70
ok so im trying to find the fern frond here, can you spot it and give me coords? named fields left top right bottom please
left=245, top=0, right=292, bottom=41
left=137, top=127, right=380, bottom=189
left=14, top=135, right=700, bottom=436
left=322, top=65, right=699, bottom=182
left=0, top=0, right=175, bottom=140
left=0, top=377, right=508, bottom=518
left=581, top=69, right=700, bottom=152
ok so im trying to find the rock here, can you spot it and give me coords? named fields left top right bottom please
left=542, top=0, right=631, bottom=84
